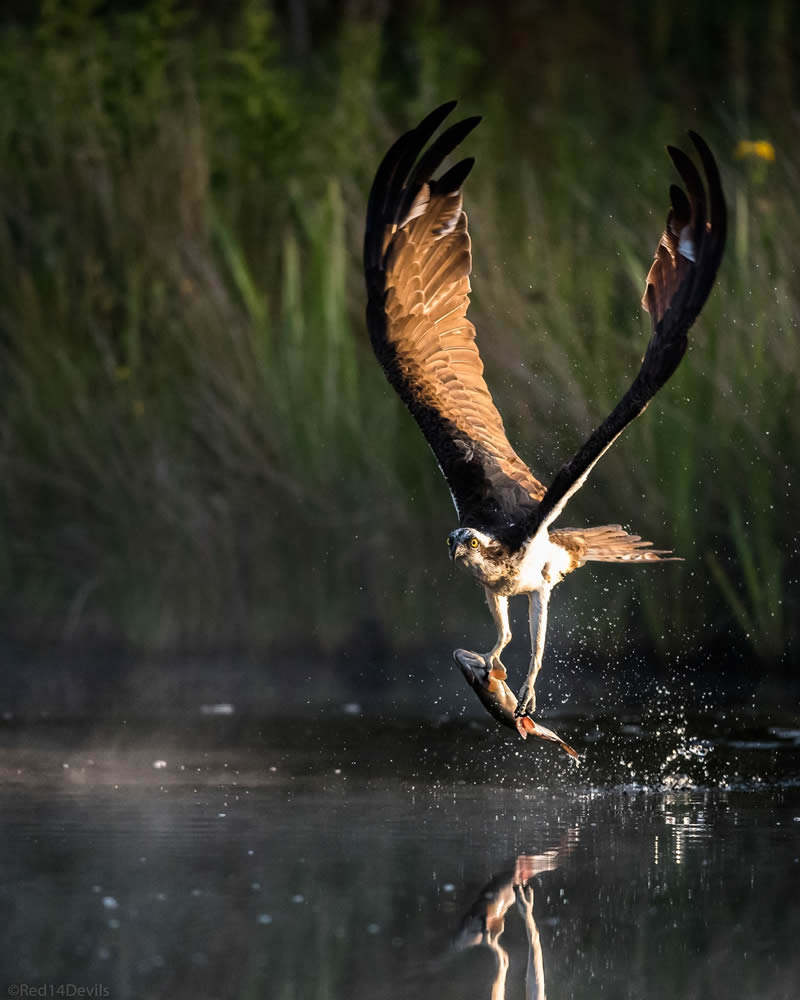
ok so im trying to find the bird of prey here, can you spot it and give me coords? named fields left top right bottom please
left=363, top=102, right=726, bottom=731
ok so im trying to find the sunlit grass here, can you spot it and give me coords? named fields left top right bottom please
left=0, top=0, right=795, bottom=660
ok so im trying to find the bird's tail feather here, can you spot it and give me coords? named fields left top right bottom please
left=552, top=524, right=679, bottom=564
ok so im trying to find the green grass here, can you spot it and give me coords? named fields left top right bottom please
left=0, top=0, right=795, bottom=661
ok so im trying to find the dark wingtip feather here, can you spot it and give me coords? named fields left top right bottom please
left=688, top=130, right=727, bottom=242
left=421, top=100, right=459, bottom=127
left=395, top=115, right=482, bottom=225
left=667, top=145, right=704, bottom=196
left=364, top=102, right=461, bottom=270
left=686, top=129, right=708, bottom=152
left=667, top=144, right=697, bottom=176
left=435, top=156, right=476, bottom=194
left=669, top=183, right=691, bottom=222
left=687, top=131, right=719, bottom=190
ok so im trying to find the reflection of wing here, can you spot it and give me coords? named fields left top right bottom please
left=365, top=103, right=545, bottom=534
left=525, top=132, right=726, bottom=537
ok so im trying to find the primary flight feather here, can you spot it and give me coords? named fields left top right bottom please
left=364, top=103, right=726, bottom=732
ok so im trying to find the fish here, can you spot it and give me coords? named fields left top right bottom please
left=454, top=648, right=580, bottom=759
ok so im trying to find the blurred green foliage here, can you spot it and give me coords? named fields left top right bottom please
left=0, top=0, right=796, bottom=661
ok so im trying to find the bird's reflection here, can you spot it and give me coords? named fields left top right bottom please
left=454, top=835, right=575, bottom=1000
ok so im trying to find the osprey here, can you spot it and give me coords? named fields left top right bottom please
left=363, top=103, right=726, bottom=728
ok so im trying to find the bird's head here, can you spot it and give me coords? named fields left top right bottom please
left=447, top=527, right=510, bottom=584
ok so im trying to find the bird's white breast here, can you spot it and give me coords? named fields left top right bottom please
left=516, top=531, right=573, bottom=593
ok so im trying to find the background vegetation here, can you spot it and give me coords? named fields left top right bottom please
left=0, top=0, right=796, bottom=671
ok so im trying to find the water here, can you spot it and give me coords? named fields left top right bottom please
left=2, top=715, right=799, bottom=1000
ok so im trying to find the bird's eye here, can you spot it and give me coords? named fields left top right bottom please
left=470, top=537, right=479, bottom=549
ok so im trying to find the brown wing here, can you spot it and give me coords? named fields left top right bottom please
left=523, top=131, right=727, bottom=539
left=365, top=103, right=544, bottom=535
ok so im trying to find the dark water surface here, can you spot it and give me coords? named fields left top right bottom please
left=1, top=714, right=799, bottom=1000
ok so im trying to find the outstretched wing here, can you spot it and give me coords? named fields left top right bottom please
left=524, top=131, right=727, bottom=539
left=364, top=102, right=545, bottom=534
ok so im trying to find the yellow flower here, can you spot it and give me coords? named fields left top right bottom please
left=734, top=140, right=776, bottom=162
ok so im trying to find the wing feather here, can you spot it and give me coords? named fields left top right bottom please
left=523, top=132, right=727, bottom=539
left=365, top=103, right=545, bottom=533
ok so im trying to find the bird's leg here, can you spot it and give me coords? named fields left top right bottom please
left=482, top=589, right=511, bottom=679
left=515, top=588, right=551, bottom=717
left=486, top=936, right=510, bottom=1000
left=514, top=884, right=546, bottom=1000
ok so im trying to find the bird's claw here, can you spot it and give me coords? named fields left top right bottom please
left=513, top=883, right=534, bottom=915
left=514, top=686, right=534, bottom=718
